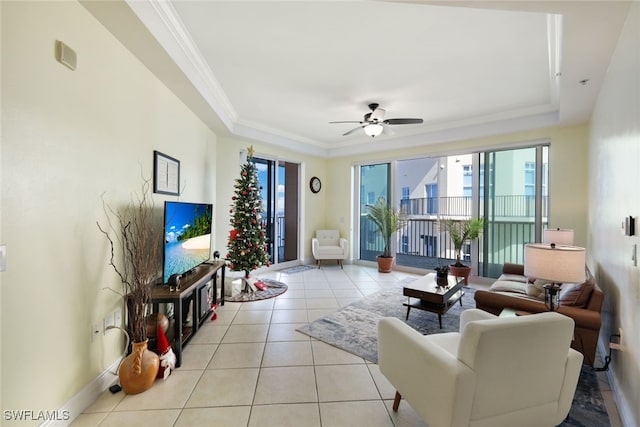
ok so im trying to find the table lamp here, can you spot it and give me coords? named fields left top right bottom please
left=524, top=243, right=585, bottom=311
left=543, top=228, right=575, bottom=246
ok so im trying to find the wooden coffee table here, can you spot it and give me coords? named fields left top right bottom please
left=403, top=273, right=465, bottom=328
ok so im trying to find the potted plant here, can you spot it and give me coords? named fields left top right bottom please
left=434, top=263, right=450, bottom=287
left=434, top=263, right=449, bottom=278
left=97, top=179, right=162, bottom=394
left=443, top=217, right=484, bottom=284
left=365, top=198, right=407, bottom=272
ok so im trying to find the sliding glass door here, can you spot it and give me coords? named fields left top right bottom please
left=254, top=157, right=300, bottom=265
left=355, top=144, right=548, bottom=277
left=359, top=163, right=390, bottom=262
left=479, top=146, right=548, bottom=277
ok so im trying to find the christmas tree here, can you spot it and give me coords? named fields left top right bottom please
left=227, top=146, right=270, bottom=280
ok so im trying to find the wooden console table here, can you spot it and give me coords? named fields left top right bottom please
left=148, top=261, right=225, bottom=367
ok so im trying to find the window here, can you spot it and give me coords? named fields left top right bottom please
left=463, top=165, right=472, bottom=197
left=424, top=235, right=437, bottom=257
left=402, top=187, right=410, bottom=200
left=524, top=161, right=535, bottom=196
left=425, top=183, right=438, bottom=215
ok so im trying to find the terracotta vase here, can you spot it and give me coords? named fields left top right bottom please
left=377, top=256, right=394, bottom=273
left=118, top=340, right=160, bottom=394
left=449, top=264, right=471, bottom=285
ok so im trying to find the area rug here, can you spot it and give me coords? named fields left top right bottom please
left=224, top=278, right=287, bottom=302
left=279, top=265, right=316, bottom=274
left=297, top=277, right=611, bottom=427
left=297, top=277, right=471, bottom=363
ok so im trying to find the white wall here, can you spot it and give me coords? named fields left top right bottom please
left=1, top=2, right=216, bottom=424
left=588, top=3, right=640, bottom=425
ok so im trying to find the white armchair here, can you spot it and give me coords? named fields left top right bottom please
left=378, top=309, right=583, bottom=427
left=312, top=230, right=349, bottom=268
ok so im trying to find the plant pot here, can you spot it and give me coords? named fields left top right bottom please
left=449, top=264, right=471, bottom=285
left=377, top=256, right=394, bottom=273
left=436, top=276, right=449, bottom=287
left=118, top=339, right=160, bottom=394
left=435, top=269, right=448, bottom=278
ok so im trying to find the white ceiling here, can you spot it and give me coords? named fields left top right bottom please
left=84, top=1, right=631, bottom=158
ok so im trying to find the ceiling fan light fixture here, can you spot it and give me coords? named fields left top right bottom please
left=364, top=123, right=383, bottom=137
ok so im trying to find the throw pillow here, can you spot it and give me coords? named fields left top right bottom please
left=559, top=280, right=594, bottom=307
left=490, top=280, right=527, bottom=294
left=498, top=273, right=528, bottom=283
left=526, top=279, right=548, bottom=299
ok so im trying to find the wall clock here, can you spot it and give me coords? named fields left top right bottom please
left=309, top=176, right=322, bottom=193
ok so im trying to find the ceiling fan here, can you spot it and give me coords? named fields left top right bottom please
left=330, top=103, right=423, bottom=137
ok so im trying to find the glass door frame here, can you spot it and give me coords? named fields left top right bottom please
left=251, top=152, right=302, bottom=268
left=353, top=161, right=397, bottom=266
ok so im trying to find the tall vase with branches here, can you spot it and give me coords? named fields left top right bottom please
left=97, top=178, right=162, bottom=394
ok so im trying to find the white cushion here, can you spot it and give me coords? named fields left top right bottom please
left=316, top=246, right=345, bottom=256
left=318, top=237, right=339, bottom=246
left=498, top=273, right=528, bottom=283
left=489, top=280, right=527, bottom=294
left=526, top=279, right=548, bottom=298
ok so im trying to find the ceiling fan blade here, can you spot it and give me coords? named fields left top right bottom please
left=330, top=120, right=364, bottom=124
left=384, top=118, right=424, bottom=125
left=342, top=125, right=365, bottom=136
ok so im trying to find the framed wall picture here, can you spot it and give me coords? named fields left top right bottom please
left=153, top=150, right=180, bottom=196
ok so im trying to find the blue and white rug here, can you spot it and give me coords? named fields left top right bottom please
left=297, top=278, right=610, bottom=427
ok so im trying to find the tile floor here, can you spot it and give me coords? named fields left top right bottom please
left=71, top=264, right=622, bottom=427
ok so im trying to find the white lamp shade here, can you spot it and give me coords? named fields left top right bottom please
left=524, top=243, right=585, bottom=283
left=543, top=228, right=574, bottom=246
left=364, top=123, right=383, bottom=137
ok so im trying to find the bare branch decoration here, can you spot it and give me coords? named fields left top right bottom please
left=97, top=178, right=162, bottom=343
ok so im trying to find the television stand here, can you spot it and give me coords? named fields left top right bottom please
left=147, top=261, right=225, bottom=367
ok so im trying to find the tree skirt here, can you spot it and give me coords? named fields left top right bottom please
left=225, top=278, right=288, bottom=302
left=297, top=277, right=610, bottom=427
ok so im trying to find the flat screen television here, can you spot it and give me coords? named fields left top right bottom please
left=163, top=201, right=213, bottom=284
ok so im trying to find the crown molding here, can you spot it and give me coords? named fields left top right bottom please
left=125, top=0, right=237, bottom=130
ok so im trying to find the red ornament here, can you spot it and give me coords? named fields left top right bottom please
left=230, top=229, right=239, bottom=240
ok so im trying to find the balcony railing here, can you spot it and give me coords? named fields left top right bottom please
left=400, top=195, right=547, bottom=218
left=361, top=216, right=541, bottom=278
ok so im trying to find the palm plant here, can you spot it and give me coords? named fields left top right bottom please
left=365, top=198, right=407, bottom=258
left=444, top=217, right=484, bottom=267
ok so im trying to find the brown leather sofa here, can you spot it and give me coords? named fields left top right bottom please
left=474, top=263, right=603, bottom=366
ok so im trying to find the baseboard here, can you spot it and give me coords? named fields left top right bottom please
left=605, top=365, right=636, bottom=427
left=597, top=340, right=635, bottom=427
left=40, top=357, right=121, bottom=427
